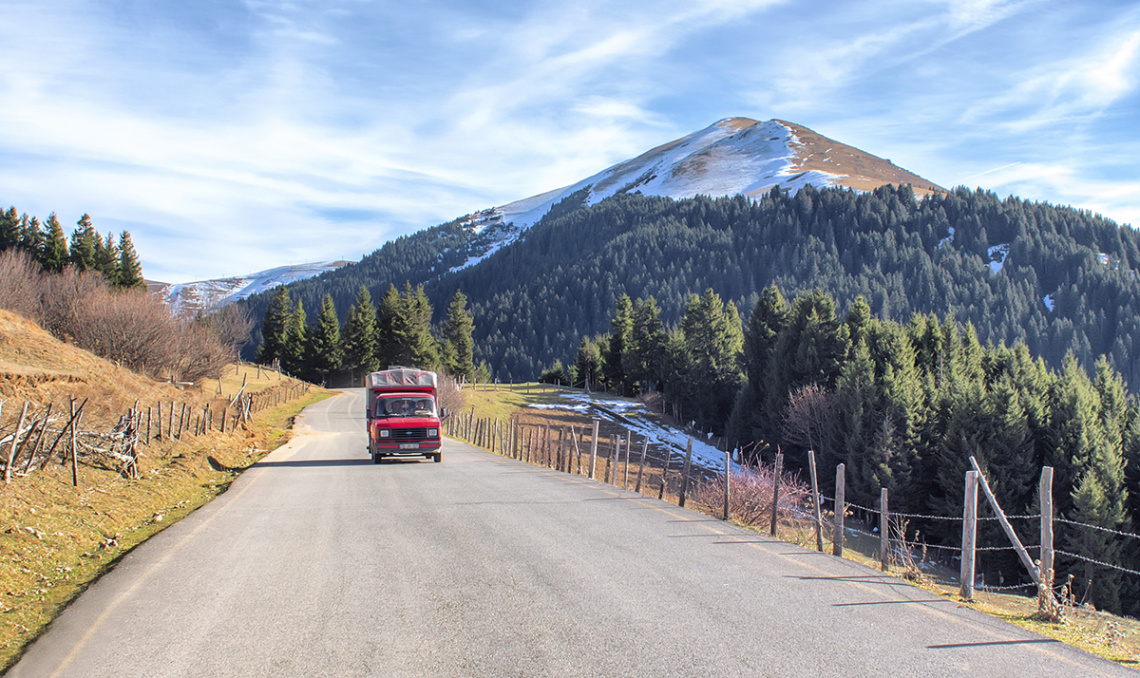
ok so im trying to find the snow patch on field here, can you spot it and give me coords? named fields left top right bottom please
left=550, top=392, right=738, bottom=471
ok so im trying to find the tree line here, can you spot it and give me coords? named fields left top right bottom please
left=558, top=285, right=1139, bottom=616
left=254, top=283, right=478, bottom=385
left=245, top=184, right=1140, bottom=391
left=0, top=206, right=144, bottom=289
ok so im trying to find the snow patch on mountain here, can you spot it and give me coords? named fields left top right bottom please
left=157, top=261, right=349, bottom=315
left=987, top=243, right=1010, bottom=274
left=448, top=119, right=845, bottom=272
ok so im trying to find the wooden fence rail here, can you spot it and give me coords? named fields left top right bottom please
left=0, top=381, right=312, bottom=488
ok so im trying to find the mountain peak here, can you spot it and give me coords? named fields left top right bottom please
left=447, top=116, right=942, bottom=271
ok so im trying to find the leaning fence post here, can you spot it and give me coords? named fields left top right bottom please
left=678, top=439, right=693, bottom=508
left=770, top=452, right=783, bottom=537
left=70, top=399, right=80, bottom=488
left=808, top=450, right=823, bottom=552
left=969, top=456, right=1039, bottom=584
left=880, top=487, right=890, bottom=572
left=960, top=470, right=978, bottom=599
left=833, top=463, right=846, bottom=557
left=4, top=402, right=30, bottom=484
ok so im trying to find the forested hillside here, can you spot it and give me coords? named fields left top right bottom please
left=246, top=184, right=1140, bottom=387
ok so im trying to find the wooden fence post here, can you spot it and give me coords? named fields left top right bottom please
left=770, top=452, right=783, bottom=537
left=969, top=456, right=1040, bottom=584
left=610, top=435, right=621, bottom=485
left=880, top=487, right=890, bottom=572
left=623, top=434, right=631, bottom=488
left=808, top=450, right=823, bottom=552
left=70, top=399, right=80, bottom=488
left=1039, top=466, right=1055, bottom=613
left=723, top=447, right=731, bottom=521
left=635, top=437, right=648, bottom=493
left=4, top=402, right=30, bottom=484
left=960, top=470, right=978, bottom=599
left=659, top=446, right=674, bottom=500
left=569, top=426, right=580, bottom=474
left=589, top=420, right=599, bottom=480
left=833, top=463, right=845, bottom=557
left=678, top=439, right=693, bottom=508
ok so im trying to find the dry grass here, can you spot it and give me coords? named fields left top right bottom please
left=0, top=310, right=329, bottom=671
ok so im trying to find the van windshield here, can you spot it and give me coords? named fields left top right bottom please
left=376, top=397, right=436, bottom=418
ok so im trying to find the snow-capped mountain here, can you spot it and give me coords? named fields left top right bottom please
left=449, top=117, right=942, bottom=271
left=153, top=261, right=349, bottom=316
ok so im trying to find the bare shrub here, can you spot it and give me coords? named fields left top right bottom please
left=2, top=259, right=244, bottom=382
left=0, top=249, right=45, bottom=321
left=39, top=266, right=107, bottom=340
left=68, top=285, right=176, bottom=374
left=167, top=319, right=235, bottom=383
left=195, top=303, right=253, bottom=355
left=436, top=374, right=468, bottom=418
left=781, top=383, right=835, bottom=454
left=693, top=460, right=810, bottom=528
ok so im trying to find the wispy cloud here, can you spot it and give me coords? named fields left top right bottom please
left=0, top=0, right=1137, bottom=282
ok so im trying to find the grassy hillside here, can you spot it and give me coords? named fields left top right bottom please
left=0, top=310, right=328, bottom=671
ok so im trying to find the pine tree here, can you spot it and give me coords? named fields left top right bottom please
left=605, top=294, right=633, bottom=394
left=94, top=232, right=119, bottom=284
left=342, top=285, right=379, bottom=379
left=680, top=288, right=744, bottom=431
left=733, top=285, right=789, bottom=442
left=18, top=216, right=44, bottom=264
left=281, top=299, right=307, bottom=376
left=443, top=290, right=475, bottom=381
left=305, top=294, right=344, bottom=383
left=257, top=287, right=293, bottom=366
left=41, top=214, right=68, bottom=272
left=0, top=207, right=19, bottom=250
left=768, top=289, right=848, bottom=434
left=573, top=336, right=604, bottom=391
left=375, top=284, right=401, bottom=369
left=117, top=231, right=145, bottom=289
left=400, top=282, right=438, bottom=369
left=629, top=296, right=667, bottom=392
left=69, top=214, right=97, bottom=271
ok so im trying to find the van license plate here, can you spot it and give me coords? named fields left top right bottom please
left=399, top=443, right=418, bottom=450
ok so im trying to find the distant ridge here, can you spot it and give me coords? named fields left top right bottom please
left=155, top=261, right=349, bottom=315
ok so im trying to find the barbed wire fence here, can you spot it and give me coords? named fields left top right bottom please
left=448, top=408, right=1140, bottom=621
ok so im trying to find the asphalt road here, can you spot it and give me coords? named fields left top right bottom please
left=9, top=389, right=1135, bottom=677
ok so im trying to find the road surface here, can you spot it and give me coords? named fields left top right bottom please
left=9, top=389, right=1135, bottom=677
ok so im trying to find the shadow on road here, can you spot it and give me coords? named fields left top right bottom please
left=256, top=458, right=375, bottom=468
left=834, top=599, right=952, bottom=607
left=928, top=638, right=1061, bottom=649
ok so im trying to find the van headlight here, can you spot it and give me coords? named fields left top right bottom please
left=428, top=428, right=438, bottom=437
left=379, top=430, right=390, bottom=438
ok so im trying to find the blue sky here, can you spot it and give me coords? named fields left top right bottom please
left=2, top=0, right=1138, bottom=283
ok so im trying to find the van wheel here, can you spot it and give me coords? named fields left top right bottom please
left=432, top=453, right=442, bottom=463
left=372, top=453, right=383, bottom=464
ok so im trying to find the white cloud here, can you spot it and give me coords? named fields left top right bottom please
left=1, top=0, right=1139, bottom=283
